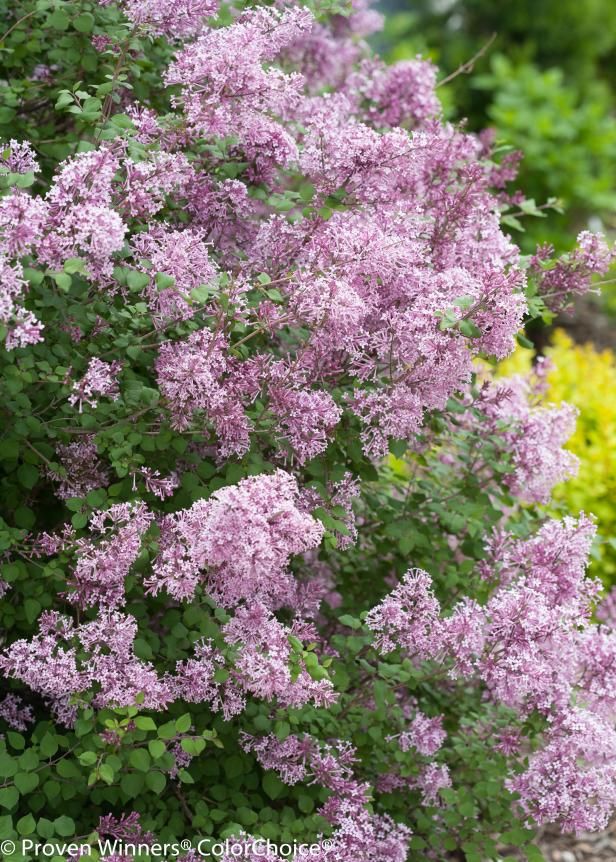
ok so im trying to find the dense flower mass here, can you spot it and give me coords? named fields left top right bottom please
left=0, top=0, right=613, bottom=857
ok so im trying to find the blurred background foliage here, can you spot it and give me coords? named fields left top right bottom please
left=377, top=0, right=616, bottom=584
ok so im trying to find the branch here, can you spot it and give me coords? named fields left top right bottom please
left=436, top=33, right=497, bottom=88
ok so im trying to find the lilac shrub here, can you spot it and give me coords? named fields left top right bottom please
left=0, top=0, right=614, bottom=859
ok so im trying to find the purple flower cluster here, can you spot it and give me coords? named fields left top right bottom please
left=367, top=511, right=616, bottom=831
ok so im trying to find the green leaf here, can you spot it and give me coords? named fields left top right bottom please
left=135, top=716, right=157, bottom=731
left=18, top=749, right=39, bottom=772
left=148, top=740, right=166, bottom=760
left=180, top=737, right=205, bottom=756
left=73, top=12, right=94, bottom=32
left=98, top=763, right=115, bottom=784
left=262, top=772, right=284, bottom=800
left=174, top=713, right=191, bottom=734
left=224, top=755, right=244, bottom=779
left=63, top=257, right=86, bottom=274
left=338, top=614, right=361, bottom=629
left=44, top=9, right=70, bottom=29
left=298, top=795, right=314, bottom=813
left=126, top=270, right=150, bottom=292
left=54, top=816, right=75, bottom=837
left=458, top=319, right=483, bottom=338
left=55, top=92, right=75, bottom=110
left=178, top=768, right=195, bottom=783
left=71, top=512, right=89, bottom=530
left=129, top=749, right=151, bottom=772
left=145, top=771, right=166, bottom=793
left=86, top=489, right=107, bottom=508
left=17, top=464, right=39, bottom=489
left=120, top=772, right=144, bottom=798
left=78, top=751, right=97, bottom=766
left=52, top=272, right=72, bottom=292
left=6, top=733, right=24, bottom=751
left=24, top=598, right=41, bottom=624
left=0, top=787, right=18, bottom=810
left=516, top=332, right=534, bottom=349
left=16, top=813, right=36, bottom=835
left=0, top=755, right=17, bottom=778
left=157, top=721, right=176, bottom=740
left=37, top=817, right=54, bottom=838
left=14, top=772, right=39, bottom=794
left=155, top=272, right=176, bottom=291
left=39, top=733, right=59, bottom=758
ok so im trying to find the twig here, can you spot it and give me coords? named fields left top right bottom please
left=437, top=33, right=497, bottom=88
left=0, top=10, right=36, bottom=44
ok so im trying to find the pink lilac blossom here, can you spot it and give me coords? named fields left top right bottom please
left=365, top=568, right=444, bottom=660
left=395, top=712, right=446, bottom=756
left=116, top=0, right=218, bottom=38
left=165, top=8, right=313, bottom=179
left=0, top=139, right=39, bottom=174
left=481, top=514, right=597, bottom=605
left=172, top=639, right=237, bottom=715
left=0, top=611, right=88, bottom=700
left=368, top=515, right=599, bottom=718
left=136, top=467, right=179, bottom=500
left=577, top=627, right=616, bottom=720
left=130, top=226, right=217, bottom=326
left=156, top=329, right=251, bottom=456
left=0, top=693, right=34, bottom=730
left=440, top=598, right=485, bottom=677
left=0, top=191, right=47, bottom=256
left=251, top=174, right=526, bottom=455
left=480, top=581, right=581, bottom=714
left=480, top=372, right=579, bottom=503
left=329, top=473, right=360, bottom=550
left=348, top=57, right=441, bottom=128
left=0, top=610, right=172, bottom=711
left=186, top=175, right=258, bottom=263
left=68, top=358, right=121, bottom=410
left=38, top=147, right=126, bottom=277
left=240, top=732, right=314, bottom=785
left=67, top=502, right=154, bottom=609
left=121, top=151, right=193, bottom=218
left=79, top=611, right=173, bottom=709
left=415, top=763, right=452, bottom=806
left=45, top=437, right=110, bottom=500
left=241, top=732, right=378, bottom=831
left=532, top=231, right=613, bottom=311
left=222, top=603, right=335, bottom=709
left=507, top=709, right=616, bottom=833
left=0, top=256, right=44, bottom=350
left=269, top=384, right=342, bottom=464
left=148, top=470, right=323, bottom=608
